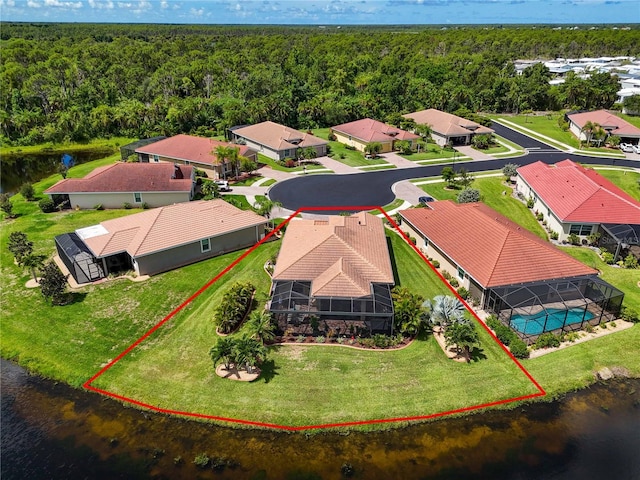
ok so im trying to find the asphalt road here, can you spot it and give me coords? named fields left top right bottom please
left=269, top=122, right=638, bottom=212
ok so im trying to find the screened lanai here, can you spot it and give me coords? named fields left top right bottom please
left=55, top=233, right=105, bottom=284
left=268, top=280, right=395, bottom=335
left=485, top=276, right=624, bottom=344
left=599, top=223, right=640, bottom=262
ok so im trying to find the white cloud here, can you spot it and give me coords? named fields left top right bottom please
left=1, top=0, right=17, bottom=6
left=88, top=0, right=114, bottom=8
left=160, top=0, right=168, bottom=8
left=189, top=6, right=203, bottom=15
left=44, top=0, right=82, bottom=7
left=27, top=0, right=41, bottom=7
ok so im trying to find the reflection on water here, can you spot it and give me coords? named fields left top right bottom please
left=2, top=359, right=639, bottom=480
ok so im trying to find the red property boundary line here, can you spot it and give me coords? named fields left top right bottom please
left=84, top=205, right=546, bottom=431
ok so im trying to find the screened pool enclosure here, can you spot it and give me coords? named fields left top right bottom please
left=485, top=277, right=624, bottom=344
left=55, top=233, right=106, bottom=284
left=268, top=280, right=395, bottom=335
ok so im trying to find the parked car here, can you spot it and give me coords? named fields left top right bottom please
left=215, top=180, right=230, bottom=191
left=632, top=144, right=640, bottom=154
left=620, top=143, right=634, bottom=153
left=418, top=196, right=435, bottom=205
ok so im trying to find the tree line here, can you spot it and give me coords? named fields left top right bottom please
left=2, top=23, right=637, bottom=146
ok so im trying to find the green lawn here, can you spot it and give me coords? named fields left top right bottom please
left=418, top=177, right=548, bottom=240
left=231, top=175, right=264, bottom=186
left=313, top=128, right=391, bottom=168
left=257, top=154, right=326, bottom=173
left=93, top=231, right=539, bottom=428
left=400, top=145, right=457, bottom=162
left=0, top=137, right=135, bottom=156
left=593, top=168, right=640, bottom=201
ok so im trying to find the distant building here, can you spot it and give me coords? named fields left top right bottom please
left=229, top=121, right=328, bottom=161
left=330, top=118, right=419, bottom=153
left=402, top=109, right=494, bottom=147
left=566, top=110, right=640, bottom=144
left=44, top=162, right=194, bottom=210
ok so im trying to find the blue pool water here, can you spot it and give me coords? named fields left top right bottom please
left=510, top=308, right=595, bottom=335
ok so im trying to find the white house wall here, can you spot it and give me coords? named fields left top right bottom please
left=66, top=191, right=191, bottom=210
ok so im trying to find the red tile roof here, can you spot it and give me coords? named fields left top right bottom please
left=45, top=162, right=193, bottom=194
left=77, top=200, right=267, bottom=258
left=272, top=212, right=394, bottom=297
left=517, top=160, right=640, bottom=223
left=231, top=121, right=327, bottom=151
left=402, top=109, right=494, bottom=137
left=567, top=110, right=640, bottom=137
left=400, top=201, right=597, bottom=288
left=331, top=118, right=420, bottom=144
left=135, top=134, right=254, bottom=166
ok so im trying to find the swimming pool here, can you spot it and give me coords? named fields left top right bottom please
left=510, top=308, right=595, bottom=335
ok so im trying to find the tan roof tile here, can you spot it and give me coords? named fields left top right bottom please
left=272, top=212, right=394, bottom=297
left=232, top=121, right=327, bottom=151
left=331, top=118, right=420, bottom=143
left=402, top=109, right=494, bottom=137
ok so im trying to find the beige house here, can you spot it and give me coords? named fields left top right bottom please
left=230, top=121, right=328, bottom=161
left=55, top=200, right=268, bottom=283
left=268, top=212, right=395, bottom=335
left=330, top=118, right=419, bottom=153
left=566, top=110, right=640, bottom=145
left=402, top=109, right=494, bottom=147
left=135, top=134, right=257, bottom=180
left=44, top=162, right=194, bottom=210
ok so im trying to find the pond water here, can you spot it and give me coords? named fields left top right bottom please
left=2, top=358, right=639, bottom=480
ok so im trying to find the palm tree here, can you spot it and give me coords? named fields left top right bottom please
left=22, top=253, right=46, bottom=283
left=444, top=321, right=479, bottom=362
left=580, top=120, right=600, bottom=147
left=209, top=336, right=236, bottom=370
left=214, top=145, right=231, bottom=180
left=247, top=310, right=276, bottom=344
left=233, top=336, right=267, bottom=374
left=424, top=295, right=465, bottom=333
left=253, top=197, right=283, bottom=219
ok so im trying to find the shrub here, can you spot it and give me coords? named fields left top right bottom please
left=457, top=188, right=480, bottom=204
left=94, top=203, right=104, bottom=210
left=193, top=453, right=210, bottom=468
left=509, top=338, right=530, bottom=359
left=20, top=183, right=35, bottom=201
left=494, top=323, right=518, bottom=346
left=526, top=197, right=534, bottom=209
left=38, top=198, right=56, bottom=213
left=535, top=212, right=544, bottom=221
left=567, top=233, right=580, bottom=245
left=449, top=278, right=459, bottom=288
left=441, top=271, right=452, bottom=281
left=141, top=202, right=150, bottom=210
left=123, top=202, right=132, bottom=209
left=601, top=251, right=615, bottom=264
left=284, top=158, right=297, bottom=168
left=485, top=315, right=500, bottom=331
left=585, top=323, right=595, bottom=333
left=502, top=163, right=519, bottom=180
left=561, top=331, right=581, bottom=343
left=315, top=336, right=325, bottom=343
left=0, top=193, right=14, bottom=217
left=328, top=133, right=337, bottom=141
left=431, top=260, right=440, bottom=268
left=213, top=282, right=255, bottom=334
left=359, top=338, right=375, bottom=348
left=620, top=305, right=639, bottom=323
left=409, top=236, right=417, bottom=245
left=534, top=332, right=561, bottom=349
left=550, top=231, right=559, bottom=240
left=456, top=287, right=469, bottom=300
left=624, top=254, right=639, bottom=269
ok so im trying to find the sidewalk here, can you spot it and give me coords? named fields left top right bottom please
left=378, top=152, right=418, bottom=169
left=314, top=155, right=360, bottom=174
left=454, top=145, right=494, bottom=161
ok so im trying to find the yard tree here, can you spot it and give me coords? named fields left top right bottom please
left=19, top=183, right=35, bottom=201
left=0, top=194, right=14, bottom=218
left=444, top=320, right=480, bottom=362
left=364, top=142, right=382, bottom=158
left=502, top=163, right=519, bottom=181
left=414, top=123, right=432, bottom=139
left=233, top=336, right=267, bottom=374
left=39, top=261, right=68, bottom=305
left=623, top=95, right=640, bottom=115
left=441, top=166, right=457, bottom=188
left=247, top=310, right=276, bottom=344
left=21, top=253, right=46, bottom=282
left=457, top=188, right=481, bottom=204
left=471, top=133, right=492, bottom=149
left=200, top=180, right=220, bottom=199
left=239, top=155, right=258, bottom=174
left=580, top=120, right=599, bottom=147
left=391, top=286, right=425, bottom=336
left=7, top=231, right=33, bottom=264
left=214, top=145, right=232, bottom=180
left=209, top=336, right=236, bottom=370
left=456, top=168, right=474, bottom=188
left=424, top=295, right=465, bottom=332
left=253, top=197, right=282, bottom=219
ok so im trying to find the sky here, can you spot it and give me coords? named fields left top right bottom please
left=0, top=0, right=639, bottom=25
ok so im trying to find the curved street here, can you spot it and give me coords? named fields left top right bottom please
left=268, top=122, right=639, bottom=212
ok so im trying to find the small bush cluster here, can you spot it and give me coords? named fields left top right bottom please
left=526, top=197, right=535, bottom=209
left=39, top=198, right=56, bottom=213
left=94, top=203, right=104, bottom=210
left=123, top=202, right=132, bottom=209
left=624, top=254, right=639, bottom=269
left=620, top=305, right=639, bottom=323
left=20, top=183, right=35, bottom=201
left=533, top=332, right=561, bottom=349
left=601, top=251, right=615, bottom=264
left=213, top=282, right=255, bottom=334
left=456, top=287, right=469, bottom=300
left=549, top=231, right=559, bottom=240
left=431, top=260, right=440, bottom=268
left=485, top=315, right=529, bottom=359
left=449, top=278, right=459, bottom=288
left=441, top=271, right=452, bottom=281
left=535, top=212, right=544, bottom=221
left=567, top=233, right=580, bottom=245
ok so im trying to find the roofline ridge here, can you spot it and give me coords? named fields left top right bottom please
left=127, top=207, right=164, bottom=256
left=334, top=224, right=391, bottom=280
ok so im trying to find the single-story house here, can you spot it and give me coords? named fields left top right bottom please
left=229, top=121, right=328, bottom=161
left=516, top=160, right=640, bottom=244
left=44, top=162, right=194, bottom=210
left=566, top=110, right=640, bottom=145
left=399, top=201, right=623, bottom=343
left=55, top=199, right=268, bottom=283
left=135, top=134, right=257, bottom=180
left=402, top=109, right=494, bottom=147
left=330, top=118, right=420, bottom=153
left=268, top=212, right=395, bottom=335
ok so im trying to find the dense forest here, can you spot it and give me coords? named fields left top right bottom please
left=1, top=23, right=639, bottom=146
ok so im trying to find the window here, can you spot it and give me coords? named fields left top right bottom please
left=200, top=238, right=211, bottom=253
left=133, top=192, right=142, bottom=203
left=569, top=224, right=592, bottom=236
left=457, top=267, right=465, bottom=280
left=152, top=154, right=159, bottom=162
